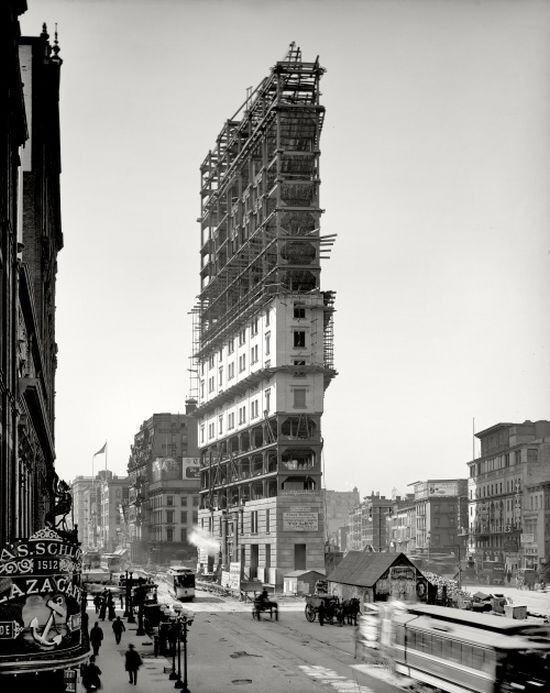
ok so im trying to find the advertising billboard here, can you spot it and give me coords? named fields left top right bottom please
left=182, top=457, right=200, bottom=479
left=151, top=457, right=200, bottom=481
left=414, top=481, right=459, bottom=499
left=0, top=528, right=88, bottom=675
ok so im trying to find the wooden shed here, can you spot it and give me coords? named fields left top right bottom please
left=326, top=551, right=429, bottom=604
left=283, top=569, right=326, bottom=595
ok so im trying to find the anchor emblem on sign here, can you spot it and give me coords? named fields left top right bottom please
left=30, top=595, right=67, bottom=648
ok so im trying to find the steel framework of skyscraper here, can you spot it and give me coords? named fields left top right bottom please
left=193, top=44, right=337, bottom=585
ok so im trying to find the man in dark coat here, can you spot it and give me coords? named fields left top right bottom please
left=112, top=615, right=126, bottom=644
left=89, top=621, right=104, bottom=657
left=124, top=643, right=143, bottom=685
left=107, top=591, right=116, bottom=621
left=82, top=655, right=102, bottom=692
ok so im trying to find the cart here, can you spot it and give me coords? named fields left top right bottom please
left=304, top=594, right=340, bottom=623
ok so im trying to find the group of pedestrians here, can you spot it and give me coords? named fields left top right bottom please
left=93, top=589, right=117, bottom=621
left=84, top=611, right=142, bottom=690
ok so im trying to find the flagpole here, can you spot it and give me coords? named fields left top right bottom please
left=91, top=453, right=95, bottom=550
left=105, top=441, right=108, bottom=471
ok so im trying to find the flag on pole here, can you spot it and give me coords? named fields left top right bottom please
left=94, top=442, right=107, bottom=456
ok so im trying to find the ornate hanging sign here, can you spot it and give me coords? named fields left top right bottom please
left=0, top=528, right=88, bottom=674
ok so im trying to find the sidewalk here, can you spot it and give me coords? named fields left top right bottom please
left=83, top=606, right=187, bottom=693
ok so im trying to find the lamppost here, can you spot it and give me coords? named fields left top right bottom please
left=135, top=584, right=146, bottom=636
left=127, top=571, right=136, bottom=624
left=123, top=570, right=130, bottom=617
left=168, top=620, right=178, bottom=681
left=174, top=613, right=193, bottom=691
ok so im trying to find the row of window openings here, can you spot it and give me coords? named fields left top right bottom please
left=157, top=528, right=195, bottom=543
left=203, top=353, right=307, bottom=398
left=470, top=449, right=538, bottom=477
left=200, top=388, right=307, bottom=442
left=202, top=324, right=308, bottom=376
left=470, top=479, right=522, bottom=499
left=201, top=509, right=270, bottom=535
left=150, top=495, right=199, bottom=508
left=153, top=510, right=198, bottom=524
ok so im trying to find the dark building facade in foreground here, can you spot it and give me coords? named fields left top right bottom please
left=0, top=7, right=88, bottom=691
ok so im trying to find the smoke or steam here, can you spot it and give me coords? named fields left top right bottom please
left=188, top=527, right=220, bottom=555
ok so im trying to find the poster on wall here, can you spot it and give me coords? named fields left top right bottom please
left=183, top=458, right=200, bottom=479
left=0, top=528, right=88, bottom=673
left=283, top=511, right=319, bottom=531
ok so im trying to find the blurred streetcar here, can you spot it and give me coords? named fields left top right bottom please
left=357, top=602, right=550, bottom=692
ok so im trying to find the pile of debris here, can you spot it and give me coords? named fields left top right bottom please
left=425, top=571, right=472, bottom=607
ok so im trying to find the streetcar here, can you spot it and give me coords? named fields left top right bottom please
left=366, top=602, right=550, bottom=693
left=167, top=566, right=196, bottom=601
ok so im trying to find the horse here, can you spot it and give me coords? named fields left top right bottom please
left=339, top=598, right=361, bottom=625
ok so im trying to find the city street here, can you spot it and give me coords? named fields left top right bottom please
left=88, top=581, right=549, bottom=693
left=85, top=589, right=402, bottom=693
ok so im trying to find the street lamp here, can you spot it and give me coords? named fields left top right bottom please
left=135, top=584, right=146, bottom=636
left=174, top=612, right=193, bottom=691
left=127, top=571, right=136, bottom=624
left=168, top=621, right=178, bottom=681
left=123, top=570, right=130, bottom=617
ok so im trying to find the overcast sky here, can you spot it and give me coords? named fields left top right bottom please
left=21, top=0, right=550, bottom=498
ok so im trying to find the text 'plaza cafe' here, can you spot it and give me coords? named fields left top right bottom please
left=0, top=528, right=89, bottom=692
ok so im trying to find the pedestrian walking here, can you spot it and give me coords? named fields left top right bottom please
left=82, top=655, right=102, bottom=692
left=112, top=615, right=126, bottom=644
left=107, top=591, right=117, bottom=621
left=89, top=621, right=104, bottom=657
left=124, top=643, right=143, bottom=685
left=98, top=595, right=107, bottom=621
left=93, top=594, right=102, bottom=614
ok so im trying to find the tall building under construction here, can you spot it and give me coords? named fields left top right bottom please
left=194, top=45, right=336, bottom=587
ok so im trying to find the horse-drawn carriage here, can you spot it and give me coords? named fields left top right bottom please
left=304, top=594, right=360, bottom=626
left=252, top=591, right=279, bottom=621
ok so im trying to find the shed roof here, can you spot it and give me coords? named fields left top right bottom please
left=283, top=569, right=325, bottom=579
left=326, top=551, right=416, bottom=587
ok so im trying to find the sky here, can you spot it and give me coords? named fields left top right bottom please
left=21, top=0, right=550, bottom=498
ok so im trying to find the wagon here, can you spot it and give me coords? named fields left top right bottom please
left=304, top=594, right=340, bottom=623
left=252, top=595, right=278, bottom=621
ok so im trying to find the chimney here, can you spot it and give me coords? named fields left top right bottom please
left=185, top=398, right=198, bottom=414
